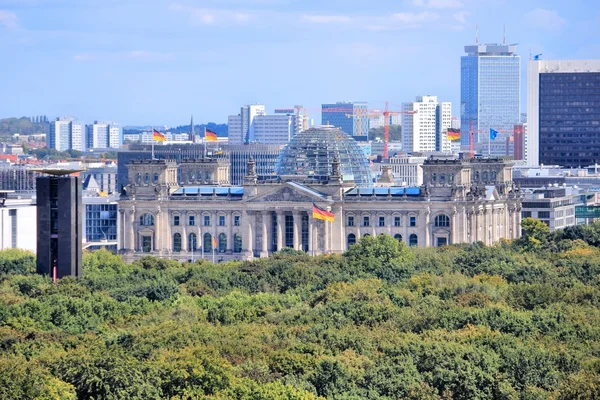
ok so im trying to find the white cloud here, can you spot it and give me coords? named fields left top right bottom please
left=169, top=4, right=254, bottom=25
left=74, top=51, right=172, bottom=62
left=392, top=11, right=439, bottom=25
left=411, top=0, right=463, bottom=9
left=0, top=10, right=18, bottom=29
left=525, top=8, right=566, bottom=30
left=300, top=14, right=352, bottom=24
left=453, top=10, right=470, bottom=24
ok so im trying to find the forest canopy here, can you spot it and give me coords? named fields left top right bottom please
left=1, top=220, right=600, bottom=399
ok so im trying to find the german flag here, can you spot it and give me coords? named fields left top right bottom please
left=447, top=128, right=460, bottom=141
left=205, top=128, right=218, bottom=141
left=212, top=236, right=217, bottom=248
left=153, top=129, right=166, bottom=142
left=312, top=203, right=334, bottom=222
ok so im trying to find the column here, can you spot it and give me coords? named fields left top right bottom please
left=276, top=212, right=284, bottom=251
left=129, top=210, right=135, bottom=251
left=212, top=211, right=218, bottom=253
left=118, top=210, right=125, bottom=250
left=228, top=212, right=234, bottom=253
left=293, top=211, right=300, bottom=250
left=245, top=211, right=254, bottom=257
left=451, top=209, right=457, bottom=245
left=261, top=212, right=268, bottom=256
left=462, top=207, right=468, bottom=243
left=332, top=206, right=344, bottom=253
left=424, top=208, right=431, bottom=247
left=403, top=212, right=409, bottom=243
left=308, top=214, right=314, bottom=255
left=371, top=212, right=376, bottom=236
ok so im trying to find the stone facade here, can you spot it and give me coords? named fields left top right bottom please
left=118, top=157, right=522, bottom=262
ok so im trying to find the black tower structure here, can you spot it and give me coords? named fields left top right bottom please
left=35, top=170, right=82, bottom=279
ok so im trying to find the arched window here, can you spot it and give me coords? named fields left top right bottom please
left=139, top=213, right=154, bottom=226
left=432, top=173, right=437, bottom=182
left=189, top=170, right=195, bottom=181
left=188, top=233, right=197, bottom=251
left=409, top=234, right=418, bottom=247
left=233, top=234, right=242, bottom=253
left=491, top=171, right=497, bottom=180
left=440, top=174, right=445, bottom=184
left=153, top=173, right=159, bottom=183
left=218, top=233, right=227, bottom=253
left=204, top=233, right=213, bottom=252
left=205, top=171, right=212, bottom=181
left=394, top=233, right=402, bottom=242
left=434, top=214, right=450, bottom=227
left=483, top=171, right=489, bottom=181
left=449, top=173, right=454, bottom=183
left=173, top=233, right=182, bottom=252
left=144, top=172, right=150, bottom=183
left=347, top=233, right=356, bottom=249
left=135, top=172, right=141, bottom=184
left=475, top=171, right=480, bottom=181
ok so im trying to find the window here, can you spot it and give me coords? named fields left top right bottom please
left=234, top=215, right=240, bottom=226
left=188, top=233, right=197, bottom=251
left=347, top=216, right=355, bottom=227
left=205, top=171, right=211, bottom=181
left=135, top=172, right=141, bottom=184
left=434, top=214, right=450, bottom=227
left=409, top=216, right=416, bottom=227
left=394, top=216, right=401, bottom=227
left=219, top=233, right=227, bottom=253
left=432, top=173, right=436, bottom=182
left=378, top=216, right=385, bottom=227
left=233, top=234, right=242, bottom=253
left=409, top=234, right=418, bottom=247
left=142, top=236, right=152, bottom=252
left=522, top=211, right=532, bottom=218
left=173, top=233, right=182, bottom=252
left=173, top=215, right=180, bottom=226
left=153, top=173, right=159, bottom=183
left=144, top=172, right=150, bottom=183
left=204, top=233, right=213, bottom=252
left=394, top=234, right=402, bottom=242
left=189, top=171, right=195, bottom=181
left=204, top=215, right=210, bottom=226
left=347, top=233, right=356, bottom=249
left=140, top=213, right=154, bottom=226
left=538, top=211, right=550, bottom=218
left=483, top=171, right=489, bottom=181
left=363, top=216, right=370, bottom=227
left=437, top=237, right=448, bottom=247
left=219, top=215, right=225, bottom=226
left=189, top=215, right=195, bottom=226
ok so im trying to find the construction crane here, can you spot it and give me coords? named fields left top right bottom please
left=345, top=101, right=417, bottom=159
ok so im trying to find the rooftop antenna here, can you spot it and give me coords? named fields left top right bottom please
left=475, top=24, right=479, bottom=44
left=503, top=24, right=506, bottom=45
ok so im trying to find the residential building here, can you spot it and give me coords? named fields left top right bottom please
left=228, top=105, right=266, bottom=144
left=49, top=117, right=85, bottom=151
left=86, top=121, right=122, bottom=149
left=527, top=59, right=600, bottom=167
left=402, top=96, right=452, bottom=154
left=461, top=43, right=520, bottom=155
left=322, top=102, right=369, bottom=138
left=36, top=172, right=82, bottom=278
left=0, top=191, right=36, bottom=253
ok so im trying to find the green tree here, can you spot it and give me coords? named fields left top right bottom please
left=368, top=124, right=401, bottom=141
left=516, top=218, right=550, bottom=251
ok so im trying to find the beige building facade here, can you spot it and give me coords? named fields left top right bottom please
left=118, top=157, right=522, bottom=262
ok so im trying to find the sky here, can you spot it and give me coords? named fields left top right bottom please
left=0, top=0, right=599, bottom=126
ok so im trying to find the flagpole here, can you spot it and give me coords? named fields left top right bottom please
left=204, top=127, right=207, bottom=159
left=151, top=127, right=155, bottom=160
left=488, top=129, right=491, bottom=156
left=212, top=240, right=215, bottom=264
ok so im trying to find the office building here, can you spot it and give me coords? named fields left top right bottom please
left=49, top=117, right=86, bottom=152
left=527, top=59, right=600, bottom=167
left=369, top=114, right=401, bottom=130
left=376, top=156, right=427, bottom=187
left=83, top=194, right=119, bottom=251
left=86, top=121, right=122, bottom=149
left=0, top=191, right=36, bottom=253
left=402, top=96, right=452, bottom=154
left=322, top=102, right=369, bottom=138
left=118, top=155, right=522, bottom=262
left=461, top=43, right=520, bottom=155
left=513, top=123, right=526, bottom=161
left=228, top=105, right=266, bottom=144
left=36, top=172, right=82, bottom=279
left=521, top=186, right=583, bottom=231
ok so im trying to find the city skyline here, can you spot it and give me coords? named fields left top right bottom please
left=0, top=0, right=598, bottom=126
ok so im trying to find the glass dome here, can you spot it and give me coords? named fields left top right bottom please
left=275, top=126, right=373, bottom=186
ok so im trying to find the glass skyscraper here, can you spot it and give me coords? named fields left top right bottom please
left=321, top=102, right=369, bottom=139
left=461, top=43, right=520, bottom=155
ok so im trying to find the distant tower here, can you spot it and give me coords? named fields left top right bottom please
left=36, top=170, right=82, bottom=279
left=190, top=115, right=195, bottom=143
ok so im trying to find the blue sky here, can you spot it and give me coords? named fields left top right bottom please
left=0, top=0, right=598, bottom=126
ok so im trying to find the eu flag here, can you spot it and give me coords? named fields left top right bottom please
left=490, top=128, right=498, bottom=141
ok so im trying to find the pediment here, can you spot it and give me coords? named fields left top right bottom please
left=248, top=184, right=329, bottom=203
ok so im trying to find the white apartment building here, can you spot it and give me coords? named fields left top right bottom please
left=86, top=121, right=122, bottom=149
left=252, top=114, right=297, bottom=144
left=401, top=96, right=452, bottom=154
left=49, top=117, right=85, bottom=151
left=228, top=105, right=266, bottom=144
left=228, top=105, right=306, bottom=145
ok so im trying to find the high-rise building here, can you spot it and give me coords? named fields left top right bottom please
left=86, top=121, right=122, bottom=149
left=36, top=172, right=82, bottom=279
left=368, top=114, right=401, bottom=130
left=461, top=43, right=520, bottom=155
left=322, top=102, right=369, bottom=138
left=49, top=117, right=85, bottom=151
left=401, top=96, right=452, bottom=153
left=527, top=59, right=600, bottom=167
left=228, top=105, right=266, bottom=144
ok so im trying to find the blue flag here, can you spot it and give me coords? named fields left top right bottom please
left=490, top=128, right=498, bottom=141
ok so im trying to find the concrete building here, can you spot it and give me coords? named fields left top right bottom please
left=228, top=105, right=267, bottom=144
left=83, top=194, right=119, bottom=251
left=376, top=156, right=427, bottom=187
left=36, top=172, right=82, bottom=278
left=402, top=96, right=452, bottom=154
left=527, top=59, right=600, bottom=167
left=369, top=114, right=401, bottom=130
left=49, top=117, right=86, bottom=152
left=461, top=43, right=520, bottom=155
left=521, top=186, right=583, bottom=231
left=0, top=191, right=36, bottom=253
left=81, top=163, right=118, bottom=194
left=322, top=102, right=369, bottom=138
left=118, top=138, right=522, bottom=262
left=86, top=121, right=122, bottom=149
